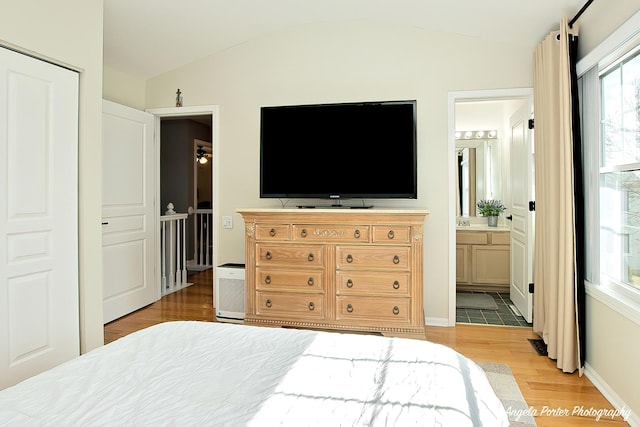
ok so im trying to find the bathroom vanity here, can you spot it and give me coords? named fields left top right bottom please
left=456, top=225, right=510, bottom=292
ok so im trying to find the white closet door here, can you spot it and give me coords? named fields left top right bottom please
left=0, top=47, right=79, bottom=389
left=102, top=100, right=157, bottom=323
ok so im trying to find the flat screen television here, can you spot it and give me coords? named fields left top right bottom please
left=260, top=100, right=417, bottom=203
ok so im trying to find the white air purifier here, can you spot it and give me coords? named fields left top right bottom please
left=215, top=263, right=245, bottom=323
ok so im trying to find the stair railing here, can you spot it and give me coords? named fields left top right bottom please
left=160, top=203, right=191, bottom=295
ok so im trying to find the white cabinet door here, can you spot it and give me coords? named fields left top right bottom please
left=102, top=100, right=157, bottom=323
left=0, top=47, right=79, bottom=389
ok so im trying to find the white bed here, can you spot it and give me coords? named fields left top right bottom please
left=0, top=321, right=508, bottom=426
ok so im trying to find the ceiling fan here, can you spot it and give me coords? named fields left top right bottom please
left=196, top=145, right=210, bottom=164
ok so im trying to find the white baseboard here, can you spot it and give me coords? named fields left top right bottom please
left=424, top=316, right=450, bottom=327
left=584, top=362, right=637, bottom=426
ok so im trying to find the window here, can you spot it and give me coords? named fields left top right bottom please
left=599, top=48, right=640, bottom=291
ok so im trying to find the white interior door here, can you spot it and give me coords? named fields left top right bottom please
left=509, top=102, right=535, bottom=323
left=0, top=47, right=79, bottom=389
left=102, top=100, right=157, bottom=323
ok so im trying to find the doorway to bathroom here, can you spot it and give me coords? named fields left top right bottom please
left=448, top=88, right=535, bottom=327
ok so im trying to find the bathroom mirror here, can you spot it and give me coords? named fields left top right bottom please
left=456, top=138, right=502, bottom=217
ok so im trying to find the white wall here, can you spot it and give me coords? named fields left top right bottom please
left=144, top=22, right=531, bottom=324
left=103, top=65, right=146, bottom=111
left=0, top=0, right=104, bottom=352
left=578, top=0, right=640, bottom=57
left=586, top=295, right=640, bottom=420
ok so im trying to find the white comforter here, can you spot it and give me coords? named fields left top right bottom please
left=0, top=321, right=508, bottom=426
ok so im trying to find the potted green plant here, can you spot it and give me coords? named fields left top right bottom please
left=476, top=199, right=506, bottom=227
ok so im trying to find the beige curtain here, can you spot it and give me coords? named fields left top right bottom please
left=533, top=18, right=581, bottom=374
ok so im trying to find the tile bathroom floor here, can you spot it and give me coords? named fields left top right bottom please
left=456, top=291, right=532, bottom=327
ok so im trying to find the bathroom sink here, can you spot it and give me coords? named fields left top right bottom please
left=456, top=223, right=510, bottom=231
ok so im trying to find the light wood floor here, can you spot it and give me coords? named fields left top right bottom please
left=104, top=270, right=629, bottom=426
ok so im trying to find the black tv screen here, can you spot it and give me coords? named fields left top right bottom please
left=260, top=100, right=417, bottom=200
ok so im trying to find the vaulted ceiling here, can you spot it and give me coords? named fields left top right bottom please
left=104, top=0, right=587, bottom=80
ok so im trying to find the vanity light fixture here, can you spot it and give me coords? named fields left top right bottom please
left=455, top=130, right=498, bottom=140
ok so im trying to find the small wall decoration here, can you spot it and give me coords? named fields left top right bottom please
left=176, top=88, right=183, bottom=107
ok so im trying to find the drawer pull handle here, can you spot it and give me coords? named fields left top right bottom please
left=346, top=279, right=353, bottom=288
left=308, top=302, right=315, bottom=311
left=269, top=228, right=276, bottom=237
left=265, top=275, right=271, bottom=284
left=393, top=306, right=400, bottom=315
left=265, top=299, right=272, bottom=308
left=393, top=280, right=400, bottom=289
left=354, top=229, right=361, bottom=239
left=307, top=253, right=314, bottom=262
left=346, top=254, right=353, bottom=263
left=388, top=230, right=395, bottom=239
left=393, top=255, right=400, bottom=264
left=265, top=251, right=272, bottom=260
left=307, top=277, right=314, bottom=286
left=301, top=228, right=307, bottom=238
left=346, top=304, right=353, bottom=313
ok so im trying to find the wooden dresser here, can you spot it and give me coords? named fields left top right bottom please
left=238, top=208, right=428, bottom=335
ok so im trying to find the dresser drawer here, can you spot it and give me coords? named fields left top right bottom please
left=256, top=268, right=323, bottom=292
left=256, top=244, right=323, bottom=267
left=255, top=224, right=290, bottom=241
left=336, top=296, right=410, bottom=323
left=293, top=224, right=370, bottom=242
left=256, top=291, right=324, bottom=319
left=336, top=271, right=409, bottom=296
left=336, top=246, right=410, bottom=270
left=372, top=226, right=410, bottom=243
